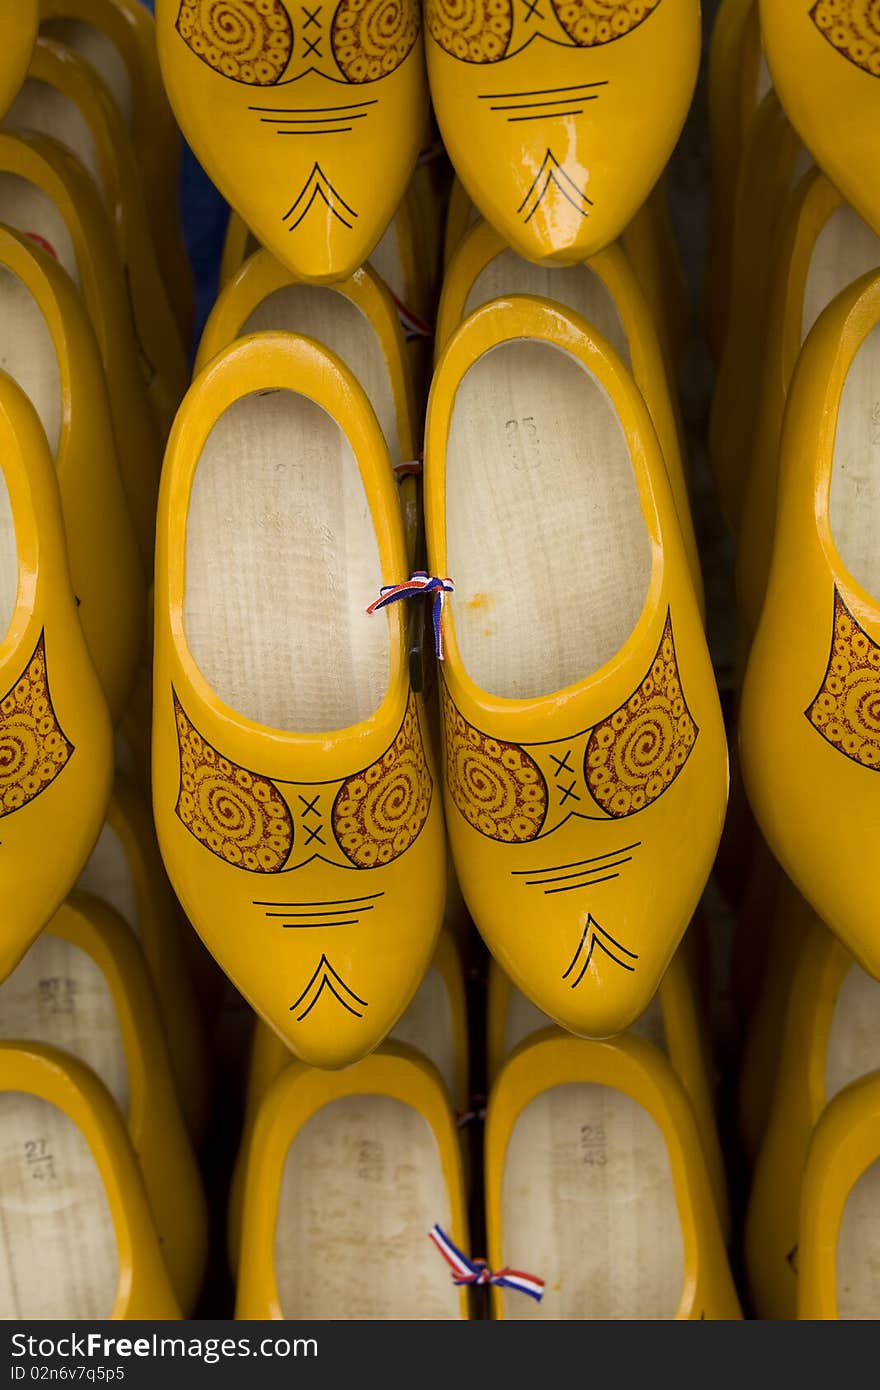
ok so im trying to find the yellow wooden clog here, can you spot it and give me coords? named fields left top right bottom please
left=0, top=891, right=208, bottom=1313
left=0, top=370, right=112, bottom=980
left=0, top=131, right=162, bottom=571
left=708, top=92, right=813, bottom=535
left=228, top=927, right=469, bottom=1269
left=745, top=895, right=880, bottom=1320
left=0, top=1041, right=181, bottom=1318
left=39, top=0, right=194, bottom=343
left=153, top=333, right=446, bottom=1069
left=4, top=36, right=188, bottom=434
left=425, top=0, right=700, bottom=266
left=0, top=1, right=38, bottom=119
left=798, top=1071, right=880, bottom=1320
left=235, top=1042, right=471, bottom=1319
left=736, top=171, right=880, bottom=640
left=0, top=225, right=146, bottom=724
left=484, top=1031, right=741, bottom=1319
left=155, top=0, right=427, bottom=284
left=760, top=0, right=880, bottom=250
left=425, top=296, right=727, bottom=1039
left=706, top=0, right=766, bottom=362
left=739, top=268, right=880, bottom=976
left=435, top=219, right=703, bottom=611
left=78, top=772, right=211, bottom=1145
left=487, top=947, right=730, bottom=1240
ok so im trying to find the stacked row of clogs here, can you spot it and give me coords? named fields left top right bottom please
left=709, top=0, right=880, bottom=1320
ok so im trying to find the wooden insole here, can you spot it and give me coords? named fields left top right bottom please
left=78, top=823, right=139, bottom=941
left=41, top=19, right=132, bottom=128
left=0, top=1093, right=118, bottom=1319
left=0, top=462, right=15, bottom=646
left=825, top=964, right=880, bottom=1103
left=390, top=967, right=455, bottom=1100
left=464, top=252, right=631, bottom=366
left=241, top=287, right=399, bottom=468
left=274, top=1094, right=460, bottom=1320
left=0, top=934, right=129, bottom=1114
left=4, top=80, right=106, bottom=204
left=500, top=1083, right=683, bottom=1320
left=369, top=218, right=405, bottom=305
left=503, top=983, right=664, bottom=1059
left=0, top=266, right=61, bottom=455
left=447, top=341, right=650, bottom=698
left=0, top=176, right=80, bottom=286
left=837, top=1158, right=880, bottom=1319
left=184, top=389, right=388, bottom=733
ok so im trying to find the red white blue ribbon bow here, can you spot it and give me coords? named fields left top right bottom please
left=367, top=572, right=454, bottom=660
left=428, top=1225, right=545, bottom=1303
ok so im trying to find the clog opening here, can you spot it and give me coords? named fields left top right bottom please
left=825, top=961, right=880, bottom=1103
left=241, top=286, right=401, bottom=468
left=41, top=19, right=133, bottom=128
left=446, top=339, right=651, bottom=698
left=0, top=174, right=79, bottom=285
left=184, top=387, right=389, bottom=733
left=3, top=77, right=106, bottom=203
left=464, top=252, right=631, bottom=367
left=831, top=319, right=880, bottom=601
left=0, top=933, right=129, bottom=1116
left=0, top=264, right=61, bottom=454
left=273, top=1094, right=460, bottom=1320
left=78, top=820, right=140, bottom=941
left=0, top=458, right=15, bottom=646
left=837, top=1155, right=880, bottom=1320
left=0, top=1091, right=118, bottom=1318
left=500, top=1082, right=683, bottom=1320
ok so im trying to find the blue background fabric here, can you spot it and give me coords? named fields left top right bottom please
left=140, top=0, right=229, bottom=355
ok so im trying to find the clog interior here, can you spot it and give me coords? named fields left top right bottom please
left=40, top=19, right=132, bottom=126
left=825, top=964, right=880, bottom=1103
left=0, top=266, right=61, bottom=457
left=3, top=78, right=106, bottom=203
left=446, top=341, right=652, bottom=699
left=0, top=177, right=79, bottom=283
left=499, top=1083, right=684, bottom=1320
left=274, top=1094, right=460, bottom=1321
left=837, top=1157, right=880, bottom=1320
left=184, top=385, right=389, bottom=734
left=0, top=1092, right=117, bottom=1318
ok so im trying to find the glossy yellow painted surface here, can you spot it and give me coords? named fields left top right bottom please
left=745, top=900, right=857, bottom=1320
left=0, top=1, right=38, bottom=118
left=0, top=227, right=146, bottom=724
left=155, top=0, right=427, bottom=283
left=41, top=893, right=208, bottom=1314
left=0, top=131, right=162, bottom=574
left=17, top=37, right=188, bottom=435
left=38, top=0, right=194, bottom=342
left=761, top=0, right=880, bottom=244
left=426, top=0, right=700, bottom=265
left=435, top=220, right=704, bottom=612
left=0, top=1042, right=181, bottom=1317
left=0, top=371, right=112, bottom=980
left=798, top=1072, right=880, bottom=1320
left=739, top=269, right=880, bottom=975
left=484, top=1031, right=741, bottom=1319
left=425, top=297, right=728, bottom=1039
left=234, top=1042, right=471, bottom=1319
left=153, top=334, right=446, bottom=1069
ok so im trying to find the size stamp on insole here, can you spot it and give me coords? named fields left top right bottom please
left=37, top=976, right=78, bottom=1016
left=580, top=1123, right=607, bottom=1167
left=23, top=1137, right=56, bottom=1183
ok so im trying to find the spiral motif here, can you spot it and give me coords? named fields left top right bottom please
left=331, top=0, right=420, bottom=81
left=550, top=0, right=661, bottom=47
left=584, top=616, right=697, bottom=818
left=441, top=684, right=547, bottom=841
left=332, top=695, right=432, bottom=867
left=811, top=0, right=880, bottom=77
left=806, top=592, right=880, bottom=768
left=175, top=0, right=293, bottom=84
left=173, top=695, right=293, bottom=871
left=426, top=0, right=512, bottom=64
left=0, top=635, right=73, bottom=820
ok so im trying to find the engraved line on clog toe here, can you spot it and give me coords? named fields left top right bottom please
left=517, top=149, right=593, bottom=223
left=479, top=80, right=608, bottom=122
left=282, top=162, right=359, bottom=230
left=249, top=96, right=377, bottom=136
left=254, top=890, right=385, bottom=928
left=562, top=914, right=638, bottom=987
left=290, top=953, right=368, bottom=1019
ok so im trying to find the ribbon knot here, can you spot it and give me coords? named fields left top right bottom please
left=366, top=571, right=454, bottom=660
left=428, top=1225, right=545, bottom=1303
